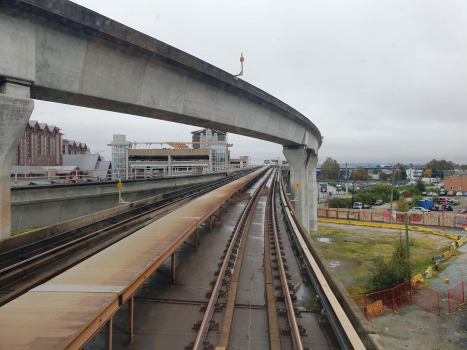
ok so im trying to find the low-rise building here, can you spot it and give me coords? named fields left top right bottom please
left=444, top=176, right=467, bottom=192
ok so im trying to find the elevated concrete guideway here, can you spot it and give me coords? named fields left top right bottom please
left=0, top=0, right=322, bottom=238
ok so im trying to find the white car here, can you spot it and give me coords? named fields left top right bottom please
left=456, top=191, right=463, bottom=196
left=409, top=207, right=430, bottom=212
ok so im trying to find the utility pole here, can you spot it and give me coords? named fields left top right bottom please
left=389, top=164, right=395, bottom=224
left=345, top=162, right=348, bottom=196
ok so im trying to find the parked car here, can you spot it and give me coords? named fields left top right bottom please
left=432, top=204, right=453, bottom=211
left=409, top=207, right=430, bottom=212
left=428, top=192, right=437, bottom=196
left=458, top=209, right=467, bottom=214
left=374, top=199, right=384, bottom=206
left=439, top=198, right=458, bottom=205
left=456, top=191, right=463, bottom=196
left=464, top=192, right=467, bottom=196
left=421, top=191, right=427, bottom=196
left=439, top=191, right=446, bottom=196
left=447, top=191, right=455, bottom=196
left=353, top=202, right=372, bottom=209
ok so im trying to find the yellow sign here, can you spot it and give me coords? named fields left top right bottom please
left=117, top=183, right=123, bottom=188
left=295, top=183, right=300, bottom=188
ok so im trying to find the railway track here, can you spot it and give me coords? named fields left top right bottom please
left=0, top=170, right=254, bottom=306
left=184, top=167, right=364, bottom=350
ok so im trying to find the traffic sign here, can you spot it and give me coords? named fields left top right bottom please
left=295, top=183, right=300, bottom=188
left=117, top=183, right=123, bottom=188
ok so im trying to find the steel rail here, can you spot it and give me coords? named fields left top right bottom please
left=269, top=170, right=304, bottom=350
left=0, top=170, right=253, bottom=277
left=192, top=169, right=273, bottom=350
left=278, top=173, right=366, bottom=350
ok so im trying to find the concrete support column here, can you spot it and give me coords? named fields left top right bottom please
left=168, top=156, right=172, bottom=176
left=282, top=146, right=318, bottom=232
left=0, top=85, right=34, bottom=240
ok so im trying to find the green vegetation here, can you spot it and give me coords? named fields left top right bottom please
left=366, top=232, right=411, bottom=293
left=395, top=197, right=409, bottom=212
left=310, top=224, right=456, bottom=295
left=319, top=157, right=340, bottom=181
left=11, top=227, right=43, bottom=236
left=415, top=181, right=426, bottom=194
left=330, top=184, right=400, bottom=207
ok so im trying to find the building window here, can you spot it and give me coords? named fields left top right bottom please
left=38, top=135, right=42, bottom=154
left=47, top=137, right=51, bottom=154
left=28, top=133, right=32, bottom=157
left=459, top=187, right=462, bottom=190
left=449, top=179, right=452, bottom=182
left=449, top=186, right=452, bottom=190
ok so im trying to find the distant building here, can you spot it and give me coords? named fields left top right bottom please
left=62, top=139, right=89, bottom=155
left=191, top=129, right=230, bottom=171
left=444, top=176, right=467, bottom=192
left=63, top=153, right=111, bottom=180
left=12, top=120, right=63, bottom=167
left=109, top=135, right=133, bottom=179
left=230, top=156, right=249, bottom=168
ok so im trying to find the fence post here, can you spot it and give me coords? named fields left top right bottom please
left=409, top=281, right=413, bottom=303
left=463, top=282, right=465, bottom=304
left=364, top=294, right=368, bottom=320
left=392, top=287, right=395, bottom=311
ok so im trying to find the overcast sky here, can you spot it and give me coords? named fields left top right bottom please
left=32, top=0, right=467, bottom=165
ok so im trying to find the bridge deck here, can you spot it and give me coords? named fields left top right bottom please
left=0, top=168, right=264, bottom=350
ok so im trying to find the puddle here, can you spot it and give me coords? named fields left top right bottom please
left=326, top=259, right=362, bottom=273
left=317, top=237, right=332, bottom=243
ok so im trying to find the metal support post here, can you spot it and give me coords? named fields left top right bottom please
left=405, top=213, right=410, bottom=279
left=128, top=297, right=134, bottom=344
left=105, top=317, right=113, bottom=350
left=171, top=252, right=176, bottom=284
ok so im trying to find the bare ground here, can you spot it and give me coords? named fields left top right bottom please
left=312, top=223, right=467, bottom=350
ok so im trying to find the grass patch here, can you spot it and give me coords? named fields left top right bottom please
left=311, top=224, right=457, bottom=295
left=11, top=227, right=43, bottom=236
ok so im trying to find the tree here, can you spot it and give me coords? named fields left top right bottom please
left=398, top=165, right=407, bottom=180
left=352, top=171, right=361, bottom=181
left=422, top=169, right=432, bottom=178
left=320, top=157, right=340, bottom=180
left=379, top=172, right=388, bottom=180
left=415, top=181, right=426, bottom=194
left=394, top=171, right=402, bottom=181
left=395, top=197, right=409, bottom=212
left=356, top=166, right=368, bottom=180
left=461, top=164, right=467, bottom=171
left=372, top=169, right=378, bottom=175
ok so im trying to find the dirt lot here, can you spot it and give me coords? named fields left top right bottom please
left=312, top=223, right=467, bottom=350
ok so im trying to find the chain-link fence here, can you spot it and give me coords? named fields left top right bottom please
left=448, top=282, right=466, bottom=314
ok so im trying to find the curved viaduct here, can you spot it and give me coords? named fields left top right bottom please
left=0, top=0, right=322, bottom=239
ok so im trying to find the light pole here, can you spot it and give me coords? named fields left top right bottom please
left=389, top=165, right=395, bottom=224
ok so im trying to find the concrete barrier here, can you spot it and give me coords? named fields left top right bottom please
left=329, top=208, right=338, bottom=218
left=337, top=208, right=348, bottom=219
left=10, top=173, right=228, bottom=231
left=424, top=212, right=439, bottom=226
left=444, top=213, right=455, bottom=228
left=454, top=215, right=467, bottom=228
left=409, top=213, right=423, bottom=225
left=0, top=178, right=227, bottom=254
left=412, top=274, right=424, bottom=286
left=371, top=210, right=384, bottom=222
left=348, top=209, right=360, bottom=220
left=318, top=208, right=327, bottom=217
left=425, top=266, right=433, bottom=279
left=360, top=210, right=371, bottom=221
left=283, top=184, right=384, bottom=349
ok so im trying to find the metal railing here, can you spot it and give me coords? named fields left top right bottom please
left=10, top=165, right=253, bottom=187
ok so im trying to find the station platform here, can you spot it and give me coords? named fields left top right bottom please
left=0, top=168, right=265, bottom=350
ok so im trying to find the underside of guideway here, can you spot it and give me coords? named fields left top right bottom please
left=0, top=0, right=321, bottom=238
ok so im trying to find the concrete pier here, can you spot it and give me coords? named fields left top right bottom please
left=283, top=146, right=318, bottom=232
left=0, top=85, right=34, bottom=240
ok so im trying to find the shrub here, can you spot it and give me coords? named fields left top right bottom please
left=411, top=194, right=423, bottom=207
left=366, top=233, right=411, bottom=293
left=396, top=197, right=409, bottom=212
left=415, top=181, right=426, bottom=194
left=329, top=197, right=352, bottom=208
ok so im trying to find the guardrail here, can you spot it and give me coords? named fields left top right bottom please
left=10, top=165, right=253, bottom=187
